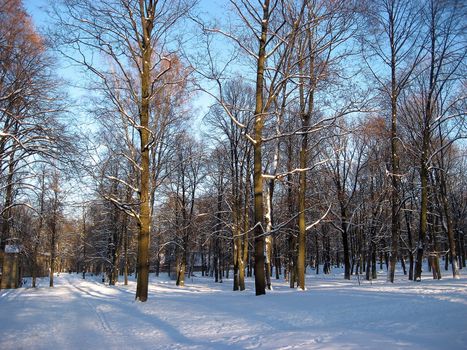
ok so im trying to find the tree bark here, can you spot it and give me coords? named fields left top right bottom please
left=135, top=1, right=154, bottom=302
left=252, top=0, right=270, bottom=296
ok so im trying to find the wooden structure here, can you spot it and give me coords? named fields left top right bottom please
left=0, top=245, right=21, bottom=289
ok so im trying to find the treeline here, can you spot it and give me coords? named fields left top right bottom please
left=0, top=0, right=465, bottom=300
left=0, top=0, right=75, bottom=288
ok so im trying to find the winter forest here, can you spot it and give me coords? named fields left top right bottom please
left=0, top=0, right=466, bottom=349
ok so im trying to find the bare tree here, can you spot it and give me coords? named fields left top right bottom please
left=52, top=0, right=196, bottom=301
left=204, top=79, right=254, bottom=291
left=0, top=0, right=69, bottom=277
left=398, top=0, right=465, bottom=281
left=361, top=0, right=425, bottom=282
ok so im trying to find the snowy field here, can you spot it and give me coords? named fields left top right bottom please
left=1, top=268, right=466, bottom=350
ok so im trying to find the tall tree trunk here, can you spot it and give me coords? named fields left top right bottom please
left=264, top=127, right=280, bottom=290
left=438, top=171, right=460, bottom=279
left=404, top=200, right=415, bottom=280
left=414, top=9, right=438, bottom=281
left=340, top=203, right=351, bottom=280
left=315, top=233, right=319, bottom=275
left=135, top=2, right=154, bottom=302
left=457, top=230, right=465, bottom=268
left=123, top=185, right=132, bottom=285
left=49, top=211, right=56, bottom=288
left=252, top=0, right=270, bottom=296
left=176, top=244, right=186, bottom=287
left=124, top=224, right=129, bottom=285
left=214, top=171, right=223, bottom=284
left=1, top=149, right=15, bottom=251
left=274, top=238, right=281, bottom=279
left=387, top=6, right=401, bottom=283
left=239, top=149, right=251, bottom=291
left=297, top=15, right=315, bottom=290
left=388, top=75, right=401, bottom=282
left=297, top=114, right=308, bottom=289
left=286, top=140, right=296, bottom=287
left=415, top=123, right=441, bottom=282
left=33, top=170, right=46, bottom=288
left=264, top=185, right=273, bottom=290
left=371, top=241, right=377, bottom=279
left=233, top=233, right=240, bottom=291
left=431, top=215, right=441, bottom=280
left=232, top=156, right=241, bottom=291
left=435, top=109, right=461, bottom=279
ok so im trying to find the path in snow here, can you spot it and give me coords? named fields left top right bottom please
left=0, top=270, right=466, bottom=349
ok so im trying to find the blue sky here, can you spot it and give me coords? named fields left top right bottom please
left=24, top=0, right=48, bottom=27
left=22, top=0, right=233, bottom=138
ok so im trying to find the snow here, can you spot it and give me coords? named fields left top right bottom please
left=4, top=245, right=21, bottom=253
left=1, top=268, right=466, bottom=349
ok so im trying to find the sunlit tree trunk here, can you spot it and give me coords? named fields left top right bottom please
left=252, top=0, right=270, bottom=296
left=135, top=1, right=154, bottom=302
left=49, top=172, right=60, bottom=288
left=240, top=148, right=251, bottom=291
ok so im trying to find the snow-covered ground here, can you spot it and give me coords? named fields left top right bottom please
left=1, top=268, right=466, bottom=349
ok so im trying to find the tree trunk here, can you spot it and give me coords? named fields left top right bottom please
left=457, top=230, right=465, bottom=268
left=233, top=234, right=240, bottom=291
left=414, top=34, right=434, bottom=282
left=315, top=233, right=319, bottom=275
left=49, top=220, right=56, bottom=288
left=33, top=170, right=46, bottom=288
left=124, top=223, right=129, bottom=285
left=252, top=0, right=270, bottom=296
left=431, top=220, right=441, bottom=280
left=341, top=212, right=351, bottom=280
left=176, top=251, right=186, bottom=287
left=239, top=152, right=251, bottom=291
left=264, top=180, right=275, bottom=290
left=439, top=169, right=460, bottom=279
left=404, top=201, right=414, bottom=280
left=274, top=238, right=281, bottom=279
left=296, top=17, right=316, bottom=290
left=1, top=149, right=15, bottom=251
left=135, top=3, right=154, bottom=302
left=214, top=173, right=223, bottom=284
left=387, top=8, right=401, bottom=283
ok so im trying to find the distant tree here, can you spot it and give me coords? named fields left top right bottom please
left=398, top=0, right=466, bottom=280
left=293, top=0, right=360, bottom=287
left=196, top=0, right=288, bottom=295
left=204, top=79, right=254, bottom=291
left=356, top=116, right=391, bottom=280
left=361, top=0, right=425, bottom=282
left=46, top=170, right=64, bottom=287
left=0, top=0, right=66, bottom=251
left=324, top=123, right=367, bottom=280
left=167, top=133, right=206, bottom=287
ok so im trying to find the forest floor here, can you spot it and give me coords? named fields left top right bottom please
left=0, top=267, right=466, bottom=349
